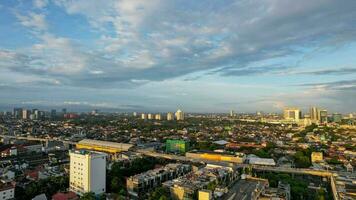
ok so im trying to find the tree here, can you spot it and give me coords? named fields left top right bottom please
left=149, top=187, right=171, bottom=200
left=80, top=192, right=95, bottom=200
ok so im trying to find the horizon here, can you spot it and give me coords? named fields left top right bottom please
left=1, top=0, right=356, bottom=113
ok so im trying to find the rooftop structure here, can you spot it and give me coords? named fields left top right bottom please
left=163, top=164, right=237, bottom=200
left=76, top=139, right=133, bottom=154
left=127, top=163, right=192, bottom=198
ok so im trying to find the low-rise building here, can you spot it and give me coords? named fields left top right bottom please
left=163, top=164, right=238, bottom=200
left=127, top=163, right=192, bottom=199
left=311, top=152, right=323, bottom=163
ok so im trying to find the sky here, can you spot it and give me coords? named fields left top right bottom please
left=0, top=0, right=356, bottom=113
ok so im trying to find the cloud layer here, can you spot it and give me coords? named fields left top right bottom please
left=0, top=0, right=356, bottom=112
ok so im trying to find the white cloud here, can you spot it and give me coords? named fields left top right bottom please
left=15, top=12, right=47, bottom=31
left=33, top=0, right=48, bottom=9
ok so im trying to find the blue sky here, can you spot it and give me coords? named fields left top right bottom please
left=0, top=0, right=356, bottom=113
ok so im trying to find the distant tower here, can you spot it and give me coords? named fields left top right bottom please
left=319, top=110, right=328, bottom=124
left=167, top=112, right=174, bottom=121
left=230, top=110, right=234, bottom=117
left=147, top=113, right=153, bottom=120
left=141, top=113, right=147, bottom=120
left=133, top=112, right=137, bottom=117
left=310, top=107, right=319, bottom=121
left=155, top=114, right=162, bottom=120
left=175, top=109, right=184, bottom=121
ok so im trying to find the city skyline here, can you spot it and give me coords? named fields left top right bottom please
left=1, top=0, right=356, bottom=113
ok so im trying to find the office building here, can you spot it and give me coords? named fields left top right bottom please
left=167, top=112, right=174, bottom=121
left=175, top=109, right=184, bottom=121
left=155, top=114, right=162, bottom=120
left=133, top=112, right=137, bottom=117
left=69, top=150, right=107, bottom=195
left=127, top=163, right=191, bottom=198
left=283, top=107, right=301, bottom=122
left=62, top=108, right=67, bottom=114
left=319, top=109, right=328, bottom=123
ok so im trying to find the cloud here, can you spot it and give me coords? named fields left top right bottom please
left=33, top=0, right=48, bottom=9
left=15, top=12, right=47, bottom=31
left=297, top=68, right=356, bottom=75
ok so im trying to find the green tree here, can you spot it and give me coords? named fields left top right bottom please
left=80, top=192, right=95, bottom=200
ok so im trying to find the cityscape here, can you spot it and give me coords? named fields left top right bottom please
left=0, top=1, right=356, bottom=200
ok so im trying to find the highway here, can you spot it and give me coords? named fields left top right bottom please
left=0, top=134, right=77, bottom=145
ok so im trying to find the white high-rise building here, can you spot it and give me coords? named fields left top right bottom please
left=147, top=113, right=153, bottom=120
left=175, top=109, right=184, bottom=121
left=69, top=150, right=106, bottom=195
left=167, top=112, right=174, bottom=121
left=141, top=113, right=147, bottom=120
left=155, top=114, right=162, bottom=120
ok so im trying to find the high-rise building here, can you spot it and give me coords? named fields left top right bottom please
left=62, top=108, right=67, bottom=114
left=51, top=109, right=57, bottom=119
left=175, top=109, right=184, bottom=121
left=13, top=108, right=22, bottom=119
left=319, top=110, right=328, bottom=123
left=133, top=112, right=137, bottom=117
left=69, top=150, right=106, bottom=195
left=147, top=113, right=153, bottom=120
left=332, top=113, right=342, bottom=123
left=155, top=114, right=162, bottom=120
left=167, top=112, right=174, bottom=121
left=141, top=113, right=147, bottom=120
left=22, top=109, right=30, bottom=119
left=32, top=109, right=39, bottom=120
left=310, top=107, right=319, bottom=121
left=230, top=110, right=234, bottom=117
left=283, top=107, right=301, bottom=122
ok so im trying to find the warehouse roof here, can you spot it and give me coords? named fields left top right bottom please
left=78, top=139, right=133, bottom=151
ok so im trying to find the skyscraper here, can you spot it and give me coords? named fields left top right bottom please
left=283, top=107, right=301, bottom=122
left=230, top=110, right=234, bottom=117
left=13, top=108, right=22, bottom=119
left=155, top=114, right=162, bottom=120
left=167, top=112, right=174, bottom=121
left=310, top=107, right=319, bottom=121
left=319, top=109, right=328, bottom=123
left=147, top=113, right=153, bottom=120
left=69, top=150, right=106, bottom=195
left=332, top=113, right=342, bottom=123
left=175, top=109, right=184, bottom=121
left=141, top=113, right=147, bottom=120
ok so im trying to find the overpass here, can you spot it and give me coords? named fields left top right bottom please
left=0, top=134, right=77, bottom=145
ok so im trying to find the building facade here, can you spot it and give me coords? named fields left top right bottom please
left=69, top=150, right=107, bottom=195
left=175, top=109, right=184, bottom=121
